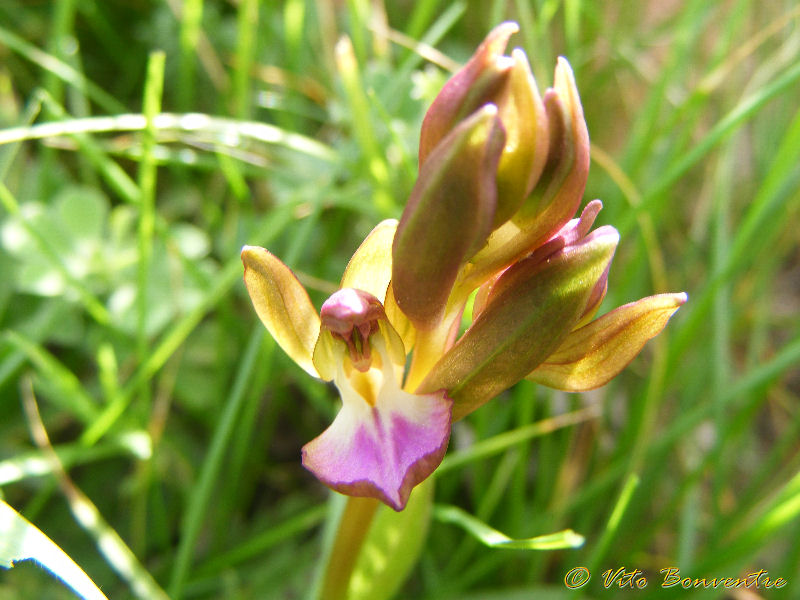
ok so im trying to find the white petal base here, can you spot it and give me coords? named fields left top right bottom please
left=302, top=340, right=452, bottom=511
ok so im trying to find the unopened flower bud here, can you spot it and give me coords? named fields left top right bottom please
left=393, top=106, right=505, bottom=329
left=419, top=23, right=549, bottom=230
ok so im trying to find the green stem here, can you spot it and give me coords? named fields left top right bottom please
left=335, top=34, right=393, bottom=216
left=316, top=496, right=379, bottom=600
left=178, top=0, right=203, bottom=111
left=233, top=0, right=258, bottom=119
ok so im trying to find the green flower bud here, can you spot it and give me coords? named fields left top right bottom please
left=392, top=106, right=505, bottom=329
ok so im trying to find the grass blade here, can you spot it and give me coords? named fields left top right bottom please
left=0, top=499, right=108, bottom=600
left=434, top=504, right=584, bottom=550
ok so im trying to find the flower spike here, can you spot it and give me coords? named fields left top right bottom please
left=465, top=58, right=591, bottom=287
left=241, top=21, right=687, bottom=513
left=418, top=23, right=549, bottom=231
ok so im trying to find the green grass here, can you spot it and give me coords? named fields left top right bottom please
left=1, top=1, right=798, bottom=598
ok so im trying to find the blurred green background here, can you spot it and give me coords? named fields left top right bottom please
left=1, top=0, right=799, bottom=598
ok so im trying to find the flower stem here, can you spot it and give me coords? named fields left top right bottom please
left=316, top=496, right=379, bottom=600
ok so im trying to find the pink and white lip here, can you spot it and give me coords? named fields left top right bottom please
left=302, top=334, right=452, bottom=511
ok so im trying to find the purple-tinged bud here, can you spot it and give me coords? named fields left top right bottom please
left=471, top=200, right=603, bottom=324
left=393, top=106, right=506, bottom=329
left=419, top=22, right=518, bottom=166
left=513, top=58, right=590, bottom=238
left=492, top=49, right=549, bottom=226
left=519, top=199, right=602, bottom=266
left=464, top=58, right=590, bottom=288
left=546, top=200, right=607, bottom=327
left=419, top=23, right=549, bottom=230
left=576, top=264, right=609, bottom=328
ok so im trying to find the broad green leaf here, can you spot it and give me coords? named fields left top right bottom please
left=241, top=246, right=320, bottom=376
left=433, top=504, right=584, bottom=550
left=0, top=499, right=107, bottom=600
left=529, top=293, right=687, bottom=391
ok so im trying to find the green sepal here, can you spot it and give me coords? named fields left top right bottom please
left=392, top=105, right=505, bottom=329
left=528, top=292, right=687, bottom=391
left=419, top=227, right=619, bottom=420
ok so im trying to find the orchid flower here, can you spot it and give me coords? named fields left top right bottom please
left=241, top=22, right=686, bottom=511
left=241, top=227, right=450, bottom=512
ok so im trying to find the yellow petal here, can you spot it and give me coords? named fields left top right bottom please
left=241, top=246, right=320, bottom=377
left=384, top=282, right=416, bottom=354
left=528, top=292, right=687, bottom=391
left=312, top=328, right=338, bottom=382
left=340, top=219, right=398, bottom=302
left=492, top=48, right=548, bottom=226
